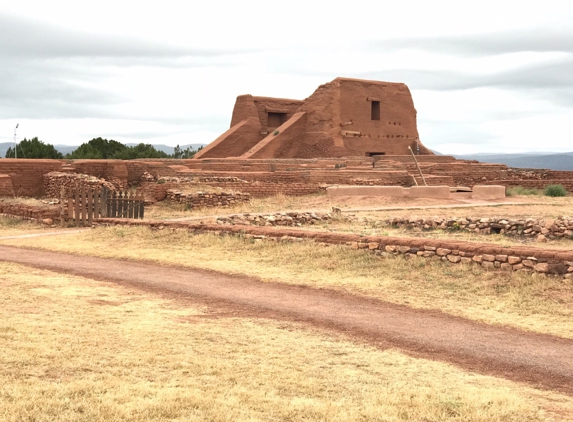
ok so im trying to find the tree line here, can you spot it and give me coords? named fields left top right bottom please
left=4, top=137, right=202, bottom=159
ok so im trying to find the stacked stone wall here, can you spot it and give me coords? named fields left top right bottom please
left=217, top=211, right=331, bottom=226
left=94, top=219, right=573, bottom=277
left=0, top=201, right=60, bottom=222
left=43, top=172, right=124, bottom=199
left=166, top=190, right=250, bottom=208
left=382, top=216, right=573, bottom=241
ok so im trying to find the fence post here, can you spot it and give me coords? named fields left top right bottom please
left=94, top=188, right=101, bottom=219
left=87, top=189, right=93, bottom=226
left=67, top=188, right=73, bottom=223
left=59, top=186, right=66, bottom=227
left=110, top=190, right=117, bottom=218
left=74, top=188, right=80, bottom=225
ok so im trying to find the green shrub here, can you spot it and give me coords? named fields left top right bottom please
left=544, top=184, right=568, bottom=197
left=506, top=186, right=541, bottom=196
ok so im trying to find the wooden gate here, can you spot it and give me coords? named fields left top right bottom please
left=62, top=187, right=145, bottom=225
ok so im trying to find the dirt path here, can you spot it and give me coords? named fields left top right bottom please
left=0, top=229, right=89, bottom=240
left=1, top=244, right=572, bottom=395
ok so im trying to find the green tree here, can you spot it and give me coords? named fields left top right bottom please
left=112, top=143, right=170, bottom=160
left=171, top=144, right=202, bottom=159
left=5, top=137, right=63, bottom=159
left=66, top=137, right=127, bottom=159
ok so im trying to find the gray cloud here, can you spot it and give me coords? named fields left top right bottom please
left=0, top=13, right=256, bottom=60
left=375, top=29, right=573, bottom=56
left=357, top=56, right=573, bottom=91
left=0, top=57, right=124, bottom=119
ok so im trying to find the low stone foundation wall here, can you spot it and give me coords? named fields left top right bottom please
left=217, top=211, right=331, bottom=226
left=167, top=189, right=250, bottom=208
left=385, top=216, right=573, bottom=242
left=0, top=201, right=60, bottom=223
left=94, top=218, right=573, bottom=277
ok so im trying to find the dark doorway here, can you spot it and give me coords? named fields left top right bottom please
left=268, top=112, right=287, bottom=130
left=371, top=101, right=380, bottom=120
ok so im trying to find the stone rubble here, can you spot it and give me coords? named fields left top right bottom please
left=43, top=172, right=124, bottom=199
left=364, top=216, right=573, bottom=242
left=166, top=189, right=250, bottom=209
left=217, top=211, right=331, bottom=227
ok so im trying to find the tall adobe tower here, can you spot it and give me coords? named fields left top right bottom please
left=194, top=77, right=433, bottom=159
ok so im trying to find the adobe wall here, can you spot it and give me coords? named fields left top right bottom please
left=199, top=77, right=433, bottom=159
left=0, top=159, right=64, bottom=196
left=0, top=174, right=15, bottom=196
left=196, top=96, right=304, bottom=159
left=1, top=157, right=572, bottom=200
left=337, top=78, right=426, bottom=156
left=138, top=181, right=323, bottom=201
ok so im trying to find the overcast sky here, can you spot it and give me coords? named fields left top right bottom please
left=1, top=0, right=572, bottom=154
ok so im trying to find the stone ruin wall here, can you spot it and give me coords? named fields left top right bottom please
left=96, top=219, right=573, bottom=278
left=0, top=201, right=61, bottom=223
left=216, top=212, right=573, bottom=242
left=43, top=172, right=127, bottom=199
left=1, top=158, right=573, bottom=202
left=166, top=189, right=251, bottom=209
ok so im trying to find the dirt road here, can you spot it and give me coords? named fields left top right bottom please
left=1, top=244, right=571, bottom=394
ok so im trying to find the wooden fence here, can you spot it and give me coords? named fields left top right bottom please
left=62, top=187, right=145, bottom=225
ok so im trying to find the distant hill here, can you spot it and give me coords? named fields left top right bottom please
left=454, top=152, right=573, bottom=171
left=0, top=142, right=206, bottom=158
left=0, top=142, right=12, bottom=158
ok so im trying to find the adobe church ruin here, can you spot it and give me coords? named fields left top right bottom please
left=194, top=77, right=433, bottom=159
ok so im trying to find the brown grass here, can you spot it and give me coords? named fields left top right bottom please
left=0, top=196, right=57, bottom=208
left=145, top=192, right=329, bottom=220
left=0, top=215, right=54, bottom=237
left=2, top=262, right=572, bottom=421
left=2, top=227, right=572, bottom=339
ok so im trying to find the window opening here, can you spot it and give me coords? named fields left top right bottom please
left=371, top=101, right=380, bottom=120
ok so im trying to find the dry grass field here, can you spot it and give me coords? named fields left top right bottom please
left=143, top=191, right=564, bottom=221
left=0, top=216, right=55, bottom=237
left=144, top=192, right=329, bottom=220
left=2, top=193, right=573, bottom=421
left=2, top=262, right=573, bottom=421
left=2, top=224, right=572, bottom=340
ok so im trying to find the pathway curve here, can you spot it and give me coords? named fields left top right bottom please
left=0, top=245, right=571, bottom=395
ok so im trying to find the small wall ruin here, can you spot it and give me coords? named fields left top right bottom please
left=43, top=172, right=123, bottom=199
left=166, top=189, right=250, bottom=209
left=93, top=219, right=573, bottom=278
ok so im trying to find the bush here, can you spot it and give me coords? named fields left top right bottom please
left=506, top=186, right=541, bottom=196
left=544, top=184, right=568, bottom=197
